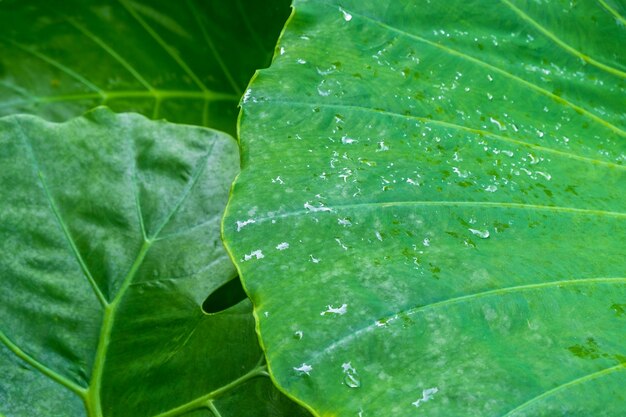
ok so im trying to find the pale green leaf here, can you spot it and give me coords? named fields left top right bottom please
left=0, top=108, right=308, bottom=417
left=224, top=0, right=626, bottom=415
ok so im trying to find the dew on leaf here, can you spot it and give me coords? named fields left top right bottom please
left=294, top=363, right=313, bottom=375
left=236, top=219, right=255, bottom=232
left=276, top=242, right=289, bottom=250
left=343, top=371, right=361, bottom=388
left=338, top=217, right=352, bottom=227
left=484, top=185, right=498, bottom=192
left=536, top=171, right=552, bottom=180
left=304, top=202, right=332, bottom=212
left=321, top=303, right=348, bottom=315
left=339, top=7, right=353, bottom=21
left=468, top=228, right=490, bottom=239
left=489, top=117, right=505, bottom=131
left=335, top=238, right=348, bottom=250
left=242, top=249, right=264, bottom=261
left=341, top=362, right=361, bottom=388
left=412, top=387, right=439, bottom=407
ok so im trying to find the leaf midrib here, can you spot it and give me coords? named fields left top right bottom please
left=0, top=89, right=239, bottom=110
left=85, top=137, right=216, bottom=417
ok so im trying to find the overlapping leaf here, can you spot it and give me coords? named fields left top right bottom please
left=0, top=108, right=309, bottom=417
left=224, top=0, right=626, bottom=415
left=0, top=0, right=291, bottom=134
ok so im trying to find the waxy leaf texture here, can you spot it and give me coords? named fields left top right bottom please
left=224, top=0, right=626, bottom=415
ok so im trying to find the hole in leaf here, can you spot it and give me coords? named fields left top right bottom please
left=202, top=277, right=247, bottom=314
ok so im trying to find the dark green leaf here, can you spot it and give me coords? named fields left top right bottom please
left=224, top=0, right=626, bottom=415
left=0, top=0, right=291, bottom=135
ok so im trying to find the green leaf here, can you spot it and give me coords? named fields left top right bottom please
left=0, top=0, right=291, bottom=135
left=0, top=108, right=309, bottom=417
left=224, top=0, right=626, bottom=415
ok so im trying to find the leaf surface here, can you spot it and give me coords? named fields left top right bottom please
left=0, top=108, right=309, bottom=417
left=0, top=0, right=291, bottom=135
left=224, top=0, right=626, bottom=415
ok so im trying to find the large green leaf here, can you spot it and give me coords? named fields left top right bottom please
left=0, top=0, right=291, bottom=135
left=224, top=0, right=626, bottom=415
left=0, top=108, right=308, bottom=417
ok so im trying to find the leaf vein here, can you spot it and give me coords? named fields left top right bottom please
left=263, top=100, right=625, bottom=170
left=501, top=363, right=626, bottom=416
left=5, top=38, right=104, bottom=95
left=66, top=17, right=155, bottom=93
left=336, top=5, right=626, bottom=137
left=117, top=0, right=209, bottom=93
left=247, top=201, right=626, bottom=225
left=0, top=89, right=239, bottom=110
left=16, top=121, right=108, bottom=307
left=310, top=277, right=626, bottom=361
left=186, top=0, right=242, bottom=94
left=598, top=0, right=626, bottom=26
left=0, top=330, right=87, bottom=397
left=502, top=0, right=626, bottom=78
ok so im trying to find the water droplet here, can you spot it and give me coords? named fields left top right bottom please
left=236, top=218, right=255, bottom=232
left=242, top=89, right=253, bottom=104
left=338, top=217, right=352, bottom=227
left=484, top=185, right=497, bottom=193
left=468, top=228, right=490, bottom=239
left=342, top=362, right=361, bottom=388
left=340, top=7, right=353, bottom=21
left=536, top=171, right=552, bottom=180
left=376, top=141, right=389, bottom=152
left=344, top=372, right=361, bottom=388
left=489, top=117, right=506, bottom=131
left=304, top=202, right=332, bottom=212
left=242, top=249, right=264, bottom=261
left=321, top=304, right=347, bottom=315
left=412, top=387, right=438, bottom=407
left=293, top=363, right=313, bottom=375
